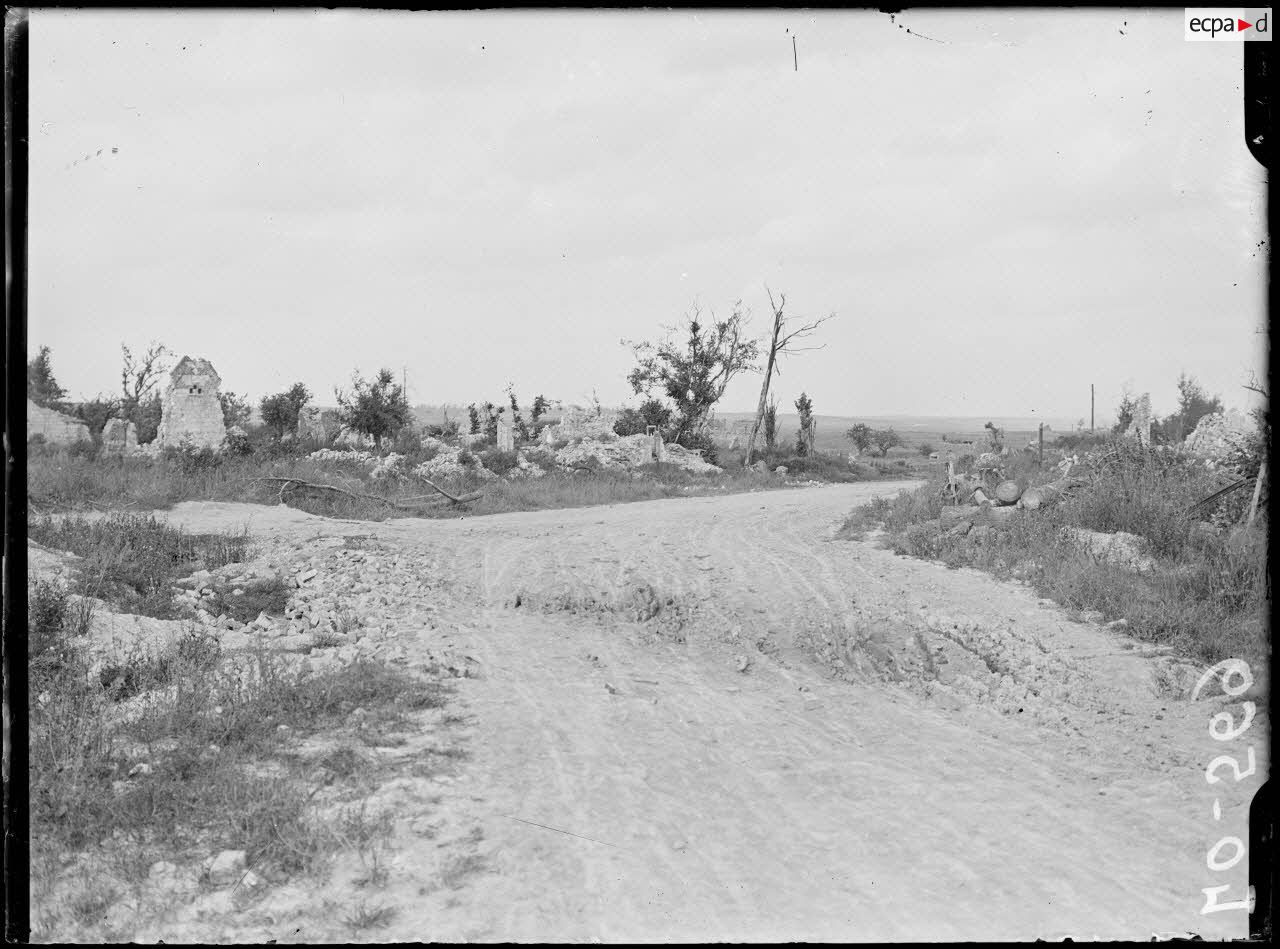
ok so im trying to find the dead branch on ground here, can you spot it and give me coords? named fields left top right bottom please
left=249, top=476, right=482, bottom=510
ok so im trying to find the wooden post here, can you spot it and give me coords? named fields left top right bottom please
left=1247, top=461, right=1267, bottom=527
left=1038, top=422, right=1044, bottom=469
left=1090, top=385, right=1095, bottom=434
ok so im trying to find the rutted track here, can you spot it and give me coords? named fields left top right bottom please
left=152, top=483, right=1264, bottom=941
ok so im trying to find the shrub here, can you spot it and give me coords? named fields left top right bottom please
left=165, top=442, right=222, bottom=475
left=335, top=369, right=410, bottom=449
left=260, top=383, right=312, bottom=440
left=29, top=512, right=248, bottom=619
left=839, top=450, right=1268, bottom=664
left=794, top=392, right=815, bottom=456
left=476, top=447, right=520, bottom=476
left=763, top=400, right=778, bottom=452
left=391, top=428, right=423, bottom=454
left=676, top=430, right=719, bottom=466
left=614, top=399, right=673, bottom=437
left=224, top=426, right=253, bottom=456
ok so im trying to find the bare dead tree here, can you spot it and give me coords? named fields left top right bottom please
left=743, top=288, right=835, bottom=466
left=120, top=341, right=170, bottom=408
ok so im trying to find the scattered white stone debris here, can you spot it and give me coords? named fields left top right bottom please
left=206, top=850, right=247, bottom=886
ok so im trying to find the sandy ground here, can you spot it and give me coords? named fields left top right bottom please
left=61, top=482, right=1267, bottom=941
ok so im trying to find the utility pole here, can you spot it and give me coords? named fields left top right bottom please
left=1090, top=384, right=1095, bottom=434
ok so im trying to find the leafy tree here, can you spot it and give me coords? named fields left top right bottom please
left=624, top=302, right=760, bottom=441
left=74, top=396, right=119, bottom=438
left=219, top=390, right=252, bottom=429
left=467, top=403, right=481, bottom=435
left=918, top=442, right=936, bottom=457
left=870, top=427, right=902, bottom=457
left=259, top=383, right=312, bottom=439
left=134, top=393, right=163, bottom=445
left=334, top=369, right=410, bottom=450
left=1164, top=372, right=1223, bottom=442
left=507, top=385, right=531, bottom=442
left=794, top=392, right=815, bottom=456
left=614, top=398, right=674, bottom=437
left=1112, top=389, right=1138, bottom=435
left=481, top=401, right=500, bottom=441
left=845, top=423, right=874, bottom=454
left=743, top=288, right=835, bottom=465
left=531, top=394, right=551, bottom=425
left=27, top=345, right=67, bottom=408
left=763, top=398, right=778, bottom=452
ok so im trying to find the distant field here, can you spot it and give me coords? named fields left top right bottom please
left=405, top=404, right=1086, bottom=456
left=710, top=413, right=1081, bottom=455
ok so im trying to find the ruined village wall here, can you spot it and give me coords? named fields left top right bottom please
left=28, top=399, right=91, bottom=445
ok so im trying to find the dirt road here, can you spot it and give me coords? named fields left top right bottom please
left=154, top=482, right=1265, bottom=941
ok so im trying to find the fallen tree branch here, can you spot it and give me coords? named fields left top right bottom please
left=1187, top=477, right=1249, bottom=515
left=250, top=477, right=481, bottom=510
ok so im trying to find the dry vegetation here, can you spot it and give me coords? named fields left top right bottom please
left=839, top=437, right=1268, bottom=665
left=26, top=514, right=460, bottom=942
left=26, top=436, right=902, bottom=523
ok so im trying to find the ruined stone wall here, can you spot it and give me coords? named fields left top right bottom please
left=1121, top=394, right=1153, bottom=446
left=1186, top=409, right=1254, bottom=461
left=156, top=357, right=228, bottom=450
left=28, top=399, right=91, bottom=445
left=101, top=418, right=138, bottom=455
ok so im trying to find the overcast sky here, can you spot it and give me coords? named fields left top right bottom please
left=28, top=8, right=1267, bottom=423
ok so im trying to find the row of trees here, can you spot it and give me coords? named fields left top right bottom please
left=844, top=423, right=902, bottom=457
left=621, top=289, right=837, bottom=462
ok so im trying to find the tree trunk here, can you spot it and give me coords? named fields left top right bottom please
left=744, top=313, right=782, bottom=467
left=1020, top=477, right=1080, bottom=510
left=995, top=480, right=1022, bottom=504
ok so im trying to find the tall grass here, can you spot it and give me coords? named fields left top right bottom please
left=29, top=568, right=453, bottom=940
left=839, top=441, right=1268, bottom=664
left=29, top=512, right=249, bottom=618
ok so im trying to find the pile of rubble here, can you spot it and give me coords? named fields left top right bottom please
left=305, top=418, right=722, bottom=481
left=1185, top=410, right=1256, bottom=468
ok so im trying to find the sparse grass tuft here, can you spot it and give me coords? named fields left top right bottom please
left=344, top=900, right=398, bottom=932
left=30, top=536, right=454, bottom=941
left=440, top=853, right=491, bottom=890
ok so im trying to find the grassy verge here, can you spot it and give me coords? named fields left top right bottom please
left=29, top=511, right=250, bottom=619
left=839, top=441, right=1268, bottom=665
left=27, top=439, right=908, bottom=521
left=28, top=545, right=457, bottom=941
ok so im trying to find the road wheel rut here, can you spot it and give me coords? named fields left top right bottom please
left=149, top=485, right=1264, bottom=941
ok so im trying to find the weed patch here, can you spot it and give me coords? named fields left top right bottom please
left=29, top=512, right=248, bottom=618
left=31, top=584, right=453, bottom=941
left=839, top=442, right=1268, bottom=665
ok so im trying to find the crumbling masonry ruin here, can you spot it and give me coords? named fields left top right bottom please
left=156, top=356, right=228, bottom=450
